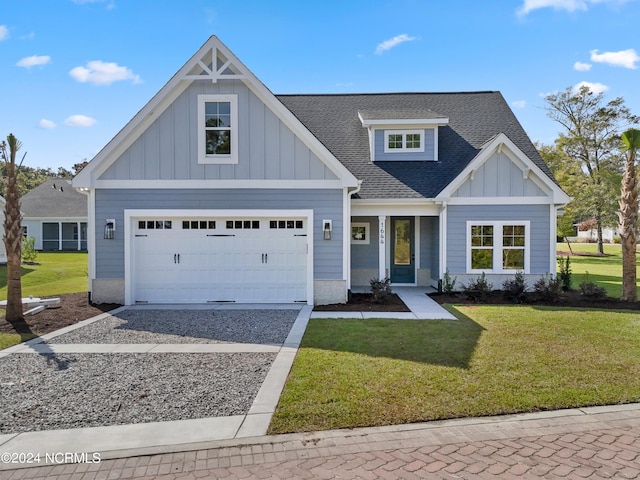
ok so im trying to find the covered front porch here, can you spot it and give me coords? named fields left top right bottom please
left=349, top=202, right=443, bottom=290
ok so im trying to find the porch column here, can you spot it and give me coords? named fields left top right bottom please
left=77, top=221, right=81, bottom=251
left=378, top=216, right=386, bottom=280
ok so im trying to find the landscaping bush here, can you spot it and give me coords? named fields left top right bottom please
left=21, top=236, right=38, bottom=264
left=463, top=272, right=493, bottom=301
left=557, top=255, right=572, bottom=291
left=502, top=271, right=527, bottom=302
left=533, top=274, right=563, bottom=302
left=441, top=269, right=457, bottom=294
left=370, top=277, right=393, bottom=303
left=579, top=272, right=607, bottom=299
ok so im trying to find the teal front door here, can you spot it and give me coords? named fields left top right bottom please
left=390, top=217, right=415, bottom=283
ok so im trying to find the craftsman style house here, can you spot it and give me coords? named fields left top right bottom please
left=73, top=36, right=569, bottom=305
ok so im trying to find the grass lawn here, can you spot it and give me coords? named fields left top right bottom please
left=0, top=252, right=88, bottom=299
left=557, top=242, right=639, bottom=298
left=269, top=306, right=640, bottom=434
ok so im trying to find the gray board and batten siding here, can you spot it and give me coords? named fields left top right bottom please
left=446, top=204, right=550, bottom=275
left=451, top=150, right=547, bottom=198
left=94, top=188, right=343, bottom=280
left=98, top=81, right=338, bottom=182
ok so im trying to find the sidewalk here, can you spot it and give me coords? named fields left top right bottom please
left=2, top=403, right=639, bottom=479
left=310, top=286, right=457, bottom=320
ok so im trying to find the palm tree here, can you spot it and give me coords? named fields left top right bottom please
left=0, top=134, right=24, bottom=324
left=619, top=128, right=640, bottom=302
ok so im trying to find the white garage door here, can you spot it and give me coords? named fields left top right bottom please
left=132, top=216, right=308, bottom=303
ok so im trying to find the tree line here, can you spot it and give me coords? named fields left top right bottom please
left=539, top=85, right=639, bottom=302
left=0, top=161, right=88, bottom=197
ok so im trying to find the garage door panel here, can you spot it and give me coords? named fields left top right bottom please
left=133, top=217, right=308, bottom=303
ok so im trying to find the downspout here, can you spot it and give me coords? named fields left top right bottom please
left=75, top=187, right=93, bottom=302
left=346, top=180, right=363, bottom=295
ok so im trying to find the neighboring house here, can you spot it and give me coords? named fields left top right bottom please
left=21, top=178, right=88, bottom=251
left=73, top=36, right=570, bottom=305
left=577, top=226, right=620, bottom=243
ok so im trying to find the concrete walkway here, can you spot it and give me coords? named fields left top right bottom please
left=310, top=286, right=457, bottom=320
left=2, top=403, right=639, bottom=479
left=0, top=304, right=313, bottom=467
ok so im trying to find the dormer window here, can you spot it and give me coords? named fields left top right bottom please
left=358, top=111, right=449, bottom=163
left=384, top=130, right=425, bottom=153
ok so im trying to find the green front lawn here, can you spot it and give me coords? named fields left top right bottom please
left=269, top=306, right=640, bottom=434
left=0, top=252, right=88, bottom=299
left=557, top=242, right=639, bottom=298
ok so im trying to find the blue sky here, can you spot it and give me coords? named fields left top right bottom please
left=1, top=0, right=639, bottom=170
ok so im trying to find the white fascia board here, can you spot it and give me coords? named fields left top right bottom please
left=445, top=196, right=553, bottom=205
left=74, top=36, right=359, bottom=189
left=351, top=199, right=440, bottom=217
left=93, top=179, right=345, bottom=189
left=437, top=133, right=571, bottom=204
left=358, top=113, right=449, bottom=128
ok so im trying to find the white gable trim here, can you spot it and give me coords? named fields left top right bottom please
left=74, top=36, right=358, bottom=189
left=437, top=133, right=570, bottom=205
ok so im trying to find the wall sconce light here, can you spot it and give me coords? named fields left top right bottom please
left=104, top=219, right=116, bottom=240
left=323, top=219, right=332, bottom=240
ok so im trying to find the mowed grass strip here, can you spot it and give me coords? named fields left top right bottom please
left=0, top=252, right=88, bottom=299
left=557, top=242, right=639, bottom=298
left=269, top=306, right=640, bottom=434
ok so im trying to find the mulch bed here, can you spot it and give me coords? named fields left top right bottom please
left=314, top=293, right=410, bottom=312
left=0, top=292, right=121, bottom=335
left=430, top=289, right=640, bottom=310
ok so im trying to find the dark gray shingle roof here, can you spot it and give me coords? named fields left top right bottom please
left=277, top=92, right=553, bottom=199
left=21, top=179, right=87, bottom=218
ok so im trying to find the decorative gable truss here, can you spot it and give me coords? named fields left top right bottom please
left=438, top=133, right=570, bottom=206
left=182, top=44, right=245, bottom=83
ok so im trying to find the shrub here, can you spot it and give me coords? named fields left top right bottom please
left=21, top=236, right=38, bottom=264
left=442, top=269, right=457, bottom=294
left=502, top=271, right=527, bottom=302
left=579, top=272, right=607, bottom=299
left=463, top=272, right=493, bottom=301
left=557, top=255, right=572, bottom=291
left=533, top=274, right=562, bottom=302
left=370, top=277, right=392, bottom=303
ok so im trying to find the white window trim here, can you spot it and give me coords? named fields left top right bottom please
left=466, top=221, right=530, bottom=274
left=197, top=94, right=238, bottom=165
left=384, top=130, right=425, bottom=153
left=351, top=222, right=370, bottom=245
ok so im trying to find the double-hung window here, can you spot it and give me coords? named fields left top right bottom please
left=384, top=130, right=424, bottom=153
left=198, top=94, right=238, bottom=164
left=467, top=221, right=530, bottom=273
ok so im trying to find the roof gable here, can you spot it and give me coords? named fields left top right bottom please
left=439, top=133, right=570, bottom=204
left=73, top=36, right=357, bottom=188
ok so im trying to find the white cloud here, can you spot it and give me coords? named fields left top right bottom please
left=39, top=119, right=56, bottom=129
left=512, top=100, right=527, bottom=108
left=0, top=25, right=8, bottom=41
left=590, top=48, right=639, bottom=69
left=64, top=115, right=97, bottom=127
left=573, top=81, right=609, bottom=94
left=375, top=34, right=417, bottom=55
left=574, top=61, right=592, bottom=71
left=69, top=60, right=141, bottom=85
left=16, top=55, right=51, bottom=68
left=518, top=0, right=629, bottom=15
left=73, top=0, right=115, bottom=8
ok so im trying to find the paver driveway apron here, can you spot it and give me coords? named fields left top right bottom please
left=0, top=304, right=312, bottom=462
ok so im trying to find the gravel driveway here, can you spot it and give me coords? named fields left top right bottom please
left=0, top=308, right=301, bottom=435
